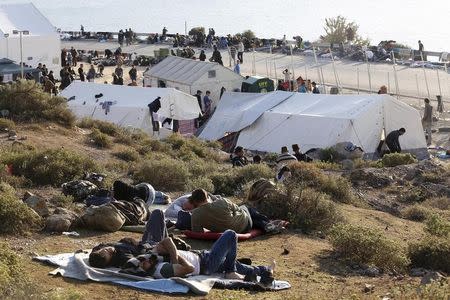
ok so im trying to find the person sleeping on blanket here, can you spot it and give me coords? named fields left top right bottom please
left=88, top=209, right=190, bottom=268
left=121, top=229, right=276, bottom=286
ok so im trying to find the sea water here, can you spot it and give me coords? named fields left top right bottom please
left=3, top=0, right=450, bottom=51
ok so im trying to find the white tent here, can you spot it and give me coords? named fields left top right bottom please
left=143, top=56, right=243, bottom=109
left=60, top=82, right=201, bottom=134
left=200, top=92, right=427, bottom=156
left=0, top=3, right=60, bottom=76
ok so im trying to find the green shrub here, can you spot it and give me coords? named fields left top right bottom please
left=78, top=117, right=120, bottom=136
left=402, top=204, right=431, bottom=222
left=0, top=80, right=75, bottom=127
left=399, top=187, right=430, bottom=203
left=50, top=194, right=75, bottom=208
left=329, top=224, right=410, bottom=272
left=425, top=214, right=450, bottom=237
left=165, top=133, right=222, bottom=162
left=210, top=164, right=273, bottom=196
left=187, top=177, right=215, bottom=192
left=113, top=148, right=140, bottom=162
left=381, top=153, right=417, bottom=167
left=423, top=197, right=450, bottom=211
left=420, top=172, right=444, bottom=183
left=0, top=242, right=37, bottom=298
left=0, top=182, right=42, bottom=234
left=408, top=235, right=450, bottom=273
left=289, top=162, right=354, bottom=203
left=133, top=157, right=190, bottom=191
left=137, top=138, right=171, bottom=155
left=1, top=148, right=98, bottom=186
left=287, top=188, right=343, bottom=233
left=319, top=147, right=339, bottom=162
left=0, top=118, right=15, bottom=131
left=88, top=128, right=113, bottom=148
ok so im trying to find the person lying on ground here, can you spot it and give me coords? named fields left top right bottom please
left=88, top=209, right=168, bottom=268
left=189, top=189, right=287, bottom=234
left=276, top=166, right=291, bottom=183
left=124, top=230, right=276, bottom=285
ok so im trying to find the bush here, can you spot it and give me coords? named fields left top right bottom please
left=420, top=172, right=444, bottom=183
left=78, top=117, right=120, bottom=136
left=50, top=194, right=75, bottom=208
left=329, top=224, right=410, bottom=272
left=165, top=133, right=222, bottom=162
left=0, top=182, right=41, bottom=234
left=0, top=118, right=15, bottom=131
left=0, top=242, right=36, bottom=298
left=288, top=162, right=354, bottom=203
left=423, top=197, right=450, bottom=210
left=1, top=148, right=98, bottom=186
left=133, top=157, right=190, bottom=191
left=402, top=204, right=431, bottom=222
left=0, top=80, right=75, bottom=127
left=187, top=177, right=215, bottom=193
left=381, top=153, right=416, bottom=167
left=287, top=188, right=343, bottom=233
left=408, top=236, right=450, bottom=273
left=88, top=128, right=113, bottom=148
left=319, top=147, right=339, bottom=162
left=399, top=187, right=430, bottom=203
left=425, top=214, right=450, bottom=237
left=113, top=148, right=140, bottom=162
left=210, top=164, right=273, bottom=196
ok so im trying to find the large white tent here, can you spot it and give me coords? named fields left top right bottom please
left=143, top=56, right=243, bottom=109
left=60, top=82, right=201, bottom=134
left=200, top=92, right=427, bottom=156
left=0, top=3, right=60, bottom=76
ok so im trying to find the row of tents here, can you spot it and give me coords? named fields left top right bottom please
left=61, top=80, right=427, bottom=157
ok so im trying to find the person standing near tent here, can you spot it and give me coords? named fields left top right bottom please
left=86, top=65, right=96, bottom=82
left=234, top=59, right=241, bottom=75
left=229, top=45, right=237, bottom=66
left=78, top=64, right=85, bottom=82
left=70, top=47, right=78, bottom=67
left=385, top=128, right=406, bottom=153
left=114, top=65, right=123, bottom=80
left=129, top=65, right=137, bottom=82
left=422, top=98, right=433, bottom=145
left=237, top=40, right=244, bottom=64
left=312, top=82, right=320, bottom=94
left=203, top=91, right=212, bottom=116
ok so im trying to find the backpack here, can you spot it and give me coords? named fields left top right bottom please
left=81, top=204, right=125, bottom=232
left=61, top=180, right=98, bottom=202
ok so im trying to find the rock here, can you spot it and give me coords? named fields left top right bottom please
left=23, top=191, right=34, bottom=201
left=281, top=248, right=290, bottom=255
left=363, top=283, right=374, bottom=293
left=420, top=271, right=446, bottom=285
left=24, top=195, right=50, bottom=217
left=45, top=214, right=74, bottom=232
left=364, top=266, right=380, bottom=277
left=349, top=169, right=393, bottom=188
left=341, top=159, right=354, bottom=170
left=410, top=267, right=427, bottom=277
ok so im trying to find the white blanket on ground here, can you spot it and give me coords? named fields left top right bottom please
left=34, top=252, right=291, bottom=295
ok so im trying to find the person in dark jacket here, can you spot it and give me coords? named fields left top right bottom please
left=385, top=128, right=406, bottom=153
left=199, top=50, right=206, bottom=61
left=78, top=64, right=85, bottom=82
left=129, top=65, right=137, bottom=82
left=211, top=46, right=223, bottom=65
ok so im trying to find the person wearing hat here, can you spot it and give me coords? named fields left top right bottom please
left=275, top=146, right=297, bottom=167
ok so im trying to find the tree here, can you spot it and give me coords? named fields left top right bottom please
left=188, top=27, right=205, bottom=36
left=320, top=16, right=369, bottom=45
left=241, top=30, right=256, bottom=40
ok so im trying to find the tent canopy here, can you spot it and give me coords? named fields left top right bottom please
left=144, top=56, right=240, bottom=86
left=0, top=3, right=56, bottom=36
left=200, top=91, right=427, bottom=154
left=60, top=82, right=201, bottom=122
